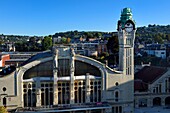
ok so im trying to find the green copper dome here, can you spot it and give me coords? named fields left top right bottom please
left=119, top=8, right=134, bottom=28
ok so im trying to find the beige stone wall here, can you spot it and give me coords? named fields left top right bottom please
left=0, top=48, right=134, bottom=113
left=105, top=71, right=134, bottom=102
left=0, top=72, right=20, bottom=109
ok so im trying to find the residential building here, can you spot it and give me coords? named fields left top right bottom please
left=134, top=66, right=170, bottom=108
left=53, top=36, right=62, bottom=44
left=71, top=40, right=107, bottom=57
left=144, top=44, right=166, bottom=59
left=0, top=54, right=10, bottom=67
left=1, top=52, right=37, bottom=67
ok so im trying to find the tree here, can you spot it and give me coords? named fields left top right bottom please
left=15, top=41, right=27, bottom=51
left=107, top=36, right=119, bottom=54
left=84, top=32, right=93, bottom=41
left=66, top=38, right=71, bottom=44
left=106, top=36, right=119, bottom=65
left=0, top=106, right=8, bottom=113
left=166, top=34, right=170, bottom=42
left=61, top=37, right=67, bottom=44
left=154, top=35, right=163, bottom=44
left=42, top=36, right=52, bottom=50
left=94, top=32, right=102, bottom=38
left=74, top=30, right=78, bottom=36
left=29, top=37, right=36, bottom=43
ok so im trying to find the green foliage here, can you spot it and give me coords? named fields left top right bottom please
left=61, top=37, right=67, bottom=44
left=29, top=37, right=36, bottom=42
left=101, top=52, right=109, bottom=57
left=15, top=41, right=28, bottom=51
left=94, top=32, right=102, bottom=38
left=107, top=35, right=119, bottom=54
left=2, top=24, right=170, bottom=52
left=42, top=36, right=52, bottom=50
left=53, top=31, right=106, bottom=41
left=154, top=35, right=163, bottom=44
left=0, top=106, right=8, bottom=113
left=136, top=24, right=170, bottom=44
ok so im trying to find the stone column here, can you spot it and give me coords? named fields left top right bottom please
left=53, top=49, right=58, bottom=105
left=162, top=97, right=165, bottom=106
left=70, top=48, right=75, bottom=104
left=36, top=78, right=41, bottom=106
left=148, top=96, right=153, bottom=107
left=85, top=73, right=90, bottom=103
left=134, top=97, right=139, bottom=108
left=162, top=80, right=165, bottom=93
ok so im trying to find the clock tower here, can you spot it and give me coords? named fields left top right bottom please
left=117, top=8, right=136, bottom=76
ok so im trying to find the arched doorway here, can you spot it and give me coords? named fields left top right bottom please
left=165, top=96, right=170, bottom=106
left=153, top=97, right=161, bottom=106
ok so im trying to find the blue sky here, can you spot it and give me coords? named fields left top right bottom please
left=0, top=0, right=169, bottom=36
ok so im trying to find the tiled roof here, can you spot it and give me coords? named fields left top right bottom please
left=134, top=80, right=148, bottom=92
left=135, top=66, right=167, bottom=84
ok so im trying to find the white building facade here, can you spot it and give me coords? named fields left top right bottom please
left=0, top=8, right=136, bottom=113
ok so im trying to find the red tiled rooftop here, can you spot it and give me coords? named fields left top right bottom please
left=134, top=80, right=148, bottom=92
left=135, top=66, right=167, bottom=84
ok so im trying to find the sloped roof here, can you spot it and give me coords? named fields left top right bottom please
left=134, top=80, right=148, bottom=92
left=22, top=51, right=52, bottom=66
left=145, top=44, right=166, bottom=50
left=0, top=66, right=16, bottom=77
left=135, top=66, right=167, bottom=84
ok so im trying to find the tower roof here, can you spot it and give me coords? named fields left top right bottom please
left=119, top=8, right=135, bottom=29
left=121, top=8, right=133, bottom=21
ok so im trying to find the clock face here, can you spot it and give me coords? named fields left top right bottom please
left=125, top=22, right=133, bottom=32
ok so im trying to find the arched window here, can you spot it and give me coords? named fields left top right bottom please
left=3, top=97, right=7, bottom=107
left=115, top=91, right=119, bottom=102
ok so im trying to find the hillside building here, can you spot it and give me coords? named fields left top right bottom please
left=134, top=66, right=170, bottom=108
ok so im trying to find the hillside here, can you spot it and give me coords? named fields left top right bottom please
left=0, top=24, right=170, bottom=52
left=53, top=24, right=170, bottom=44
left=136, top=24, right=170, bottom=44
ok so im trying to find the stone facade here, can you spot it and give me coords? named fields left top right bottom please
left=0, top=8, right=135, bottom=113
left=135, top=66, right=170, bottom=108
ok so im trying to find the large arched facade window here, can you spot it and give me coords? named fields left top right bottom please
left=23, top=61, right=53, bottom=79
left=22, top=60, right=53, bottom=107
left=74, top=60, right=102, bottom=103
left=22, top=57, right=103, bottom=107
left=75, top=60, right=101, bottom=76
